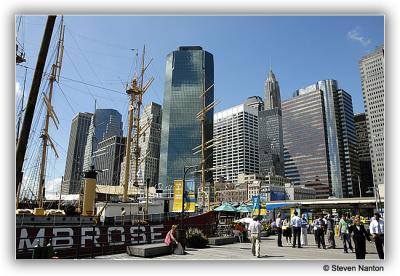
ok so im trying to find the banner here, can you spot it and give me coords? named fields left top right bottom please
left=184, top=179, right=196, bottom=212
left=252, top=195, right=260, bottom=210
left=172, top=179, right=196, bottom=212
left=172, top=180, right=183, bottom=212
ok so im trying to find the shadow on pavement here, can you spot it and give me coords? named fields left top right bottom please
left=259, top=255, right=285, bottom=258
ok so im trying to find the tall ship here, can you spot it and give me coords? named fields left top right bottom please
left=15, top=16, right=218, bottom=259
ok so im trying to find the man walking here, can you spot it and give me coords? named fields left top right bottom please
left=248, top=215, right=263, bottom=258
left=326, top=214, right=336, bottom=249
left=315, top=215, right=326, bottom=249
left=369, top=212, right=384, bottom=259
left=275, top=213, right=283, bottom=247
left=291, top=211, right=302, bottom=248
left=339, top=214, right=353, bottom=253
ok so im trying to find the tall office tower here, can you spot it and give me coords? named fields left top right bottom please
left=354, top=113, right=374, bottom=196
left=258, top=69, right=284, bottom=177
left=264, top=69, right=281, bottom=110
left=245, top=96, right=264, bottom=112
left=120, top=102, right=162, bottom=187
left=282, top=80, right=359, bottom=198
left=335, top=89, right=360, bottom=197
left=359, top=46, right=384, bottom=188
left=159, top=46, right=214, bottom=189
left=213, top=104, right=259, bottom=183
left=94, top=136, right=126, bottom=186
left=82, top=109, right=123, bottom=172
left=62, top=112, right=93, bottom=194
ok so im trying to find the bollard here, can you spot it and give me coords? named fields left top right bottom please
left=32, top=244, right=42, bottom=259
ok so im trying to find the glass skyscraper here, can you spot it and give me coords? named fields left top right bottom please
left=82, top=109, right=123, bottom=172
left=159, top=46, right=214, bottom=189
left=283, top=80, right=359, bottom=198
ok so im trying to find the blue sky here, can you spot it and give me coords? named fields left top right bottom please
left=15, top=15, right=384, bottom=194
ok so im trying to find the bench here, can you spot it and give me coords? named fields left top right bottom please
left=208, top=237, right=236, bottom=246
left=126, top=243, right=171, bottom=258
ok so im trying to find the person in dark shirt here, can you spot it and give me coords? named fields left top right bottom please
left=352, top=215, right=371, bottom=259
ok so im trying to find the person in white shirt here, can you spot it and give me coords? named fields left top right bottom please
left=248, top=215, right=263, bottom=258
left=369, top=212, right=384, bottom=259
left=275, top=213, right=283, bottom=247
left=290, top=211, right=302, bottom=248
left=121, top=207, right=126, bottom=226
left=300, top=213, right=309, bottom=246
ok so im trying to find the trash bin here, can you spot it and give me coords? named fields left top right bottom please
left=176, top=229, right=187, bottom=249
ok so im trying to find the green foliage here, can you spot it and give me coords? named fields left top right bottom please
left=261, top=222, right=272, bottom=236
left=186, top=227, right=209, bottom=248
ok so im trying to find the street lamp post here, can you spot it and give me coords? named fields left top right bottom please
left=178, top=165, right=197, bottom=249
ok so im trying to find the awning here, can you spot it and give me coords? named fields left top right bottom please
left=266, top=203, right=293, bottom=211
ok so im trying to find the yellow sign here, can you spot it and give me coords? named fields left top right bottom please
left=252, top=203, right=267, bottom=215
left=172, top=179, right=196, bottom=212
left=172, top=180, right=183, bottom=212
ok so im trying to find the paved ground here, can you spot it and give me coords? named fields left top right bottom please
left=94, top=234, right=381, bottom=260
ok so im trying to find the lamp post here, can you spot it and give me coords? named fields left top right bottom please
left=177, top=165, right=197, bottom=249
left=181, top=165, right=197, bottom=226
left=353, top=174, right=362, bottom=198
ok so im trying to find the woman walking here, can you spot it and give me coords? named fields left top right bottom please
left=282, top=217, right=292, bottom=246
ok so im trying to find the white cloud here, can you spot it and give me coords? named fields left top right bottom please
left=347, top=27, right=371, bottom=47
left=45, top=177, right=63, bottom=196
left=15, top=81, right=22, bottom=97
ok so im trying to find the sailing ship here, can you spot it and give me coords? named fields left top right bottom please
left=15, top=16, right=218, bottom=259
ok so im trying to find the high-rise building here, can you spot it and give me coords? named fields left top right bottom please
left=354, top=113, right=374, bottom=196
left=282, top=80, right=359, bottom=198
left=264, top=69, right=281, bottom=110
left=94, top=136, right=126, bottom=186
left=82, top=109, right=123, bottom=172
left=244, top=96, right=264, bottom=112
left=335, top=89, right=360, bottom=197
left=62, top=112, right=93, bottom=194
left=258, top=69, right=284, bottom=176
left=213, top=104, right=259, bottom=183
left=120, top=102, right=162, bottom=187
left=359, top=46, right=384, bottom=188
left=159, top=46, right=214, bottom=189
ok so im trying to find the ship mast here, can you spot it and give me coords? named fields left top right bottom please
left=122, top=46, right=154, bottom=203
left=194, top=74, right=216, bottom=212
left=16, top=15, right=56, bottom=196
left=37, top=17, right=64, bottom=209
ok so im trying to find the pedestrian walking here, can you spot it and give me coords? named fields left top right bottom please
left=121, top=207, right=126, bottom=226
left=275, top=213, right=283, bottom=247
left=339, top=214, right=353, bottom=253
left=282, top=217, right=292, bottom=246
left=312, top=216, right=318, bottom=244
left=326, top=214, right=336, bottom=249
left=248, top=215, right=263, bottom=258
left=300, top=213, right=309, bottom=246
left=291, top=211, right=302, bottom=248
left=369, top=212, right=384, bottom=259
left=352, top=215, right=372, bottom=259
left=315, top=215, right=326, bottom=249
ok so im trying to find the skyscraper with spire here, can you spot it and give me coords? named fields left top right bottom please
left=258, top=67, right=284, bottom=176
